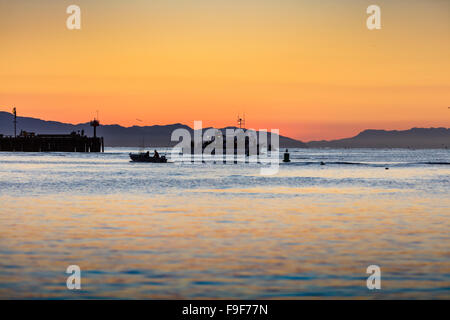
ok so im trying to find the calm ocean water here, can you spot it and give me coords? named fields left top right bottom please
left=0, top=148, right=449, bottom=299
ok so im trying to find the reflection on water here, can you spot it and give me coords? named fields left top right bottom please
left=0, top=148, right=449, bottom=299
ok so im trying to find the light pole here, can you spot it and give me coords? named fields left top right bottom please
left=12, top=107, right=17, bottom=138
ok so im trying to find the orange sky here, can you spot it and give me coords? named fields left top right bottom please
left=0, top=0, right=449, bottom=141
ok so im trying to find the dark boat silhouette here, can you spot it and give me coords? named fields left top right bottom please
left=129, top=151, right=167, bottom=163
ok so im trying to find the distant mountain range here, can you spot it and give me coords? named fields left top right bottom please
left=0, top=111, right=448, bottom=148
left=307, top=128, right=449, bottom=149
left=0, top=112, right=305, bottom=148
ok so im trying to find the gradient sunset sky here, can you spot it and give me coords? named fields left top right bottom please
left=0, top=0, right=449, bottom=140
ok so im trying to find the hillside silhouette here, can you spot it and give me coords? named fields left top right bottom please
left=0, top=112, right=305, bottom=148
left=1, top=112, right=448, bottom=148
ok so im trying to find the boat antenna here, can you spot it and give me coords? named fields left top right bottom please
left=139, top=136, right=145, bottom=152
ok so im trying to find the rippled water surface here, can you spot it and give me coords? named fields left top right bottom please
left=0, top=148, right=449, bottom=299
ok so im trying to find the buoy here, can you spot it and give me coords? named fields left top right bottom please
left=283, top=149, right=290, bottom=162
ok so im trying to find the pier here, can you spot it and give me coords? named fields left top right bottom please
left=0, top=108, right=104, bottom=152
left=0, top=132, right=104, bottom=152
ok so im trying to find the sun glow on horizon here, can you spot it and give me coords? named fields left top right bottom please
left=0, top=0, right=449, bottom=140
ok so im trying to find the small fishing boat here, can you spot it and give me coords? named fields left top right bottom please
left=129, top=151, right=168, bottom=163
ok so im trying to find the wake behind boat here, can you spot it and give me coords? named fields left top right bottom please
left=129, top=151, right=168, bottom=163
